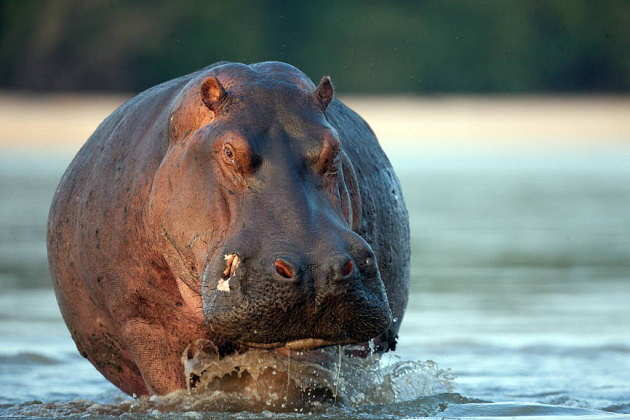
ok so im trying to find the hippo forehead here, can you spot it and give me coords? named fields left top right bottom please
left=212, top=61, right=317, bottom=91
left=205, top=62, right=330, bottom=140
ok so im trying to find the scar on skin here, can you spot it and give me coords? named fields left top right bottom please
left=218, top=253, right=240, bottom=292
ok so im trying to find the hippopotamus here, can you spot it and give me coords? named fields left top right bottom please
left=47, top=61, right=409, bottom=398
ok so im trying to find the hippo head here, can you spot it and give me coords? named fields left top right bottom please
left=149, top=62, right=392, bottom=352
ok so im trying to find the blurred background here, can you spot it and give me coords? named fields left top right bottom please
left=2, top=0, right=630, bottom=93
left=1, top=0, right=630, bottom=415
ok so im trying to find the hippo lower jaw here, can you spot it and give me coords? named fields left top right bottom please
left=242, top=337, right=356, bottom=351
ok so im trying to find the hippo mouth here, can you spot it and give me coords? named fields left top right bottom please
left=201, top=244, right=393, bottom=350
left=243, top=337, right=355, bottom=351
left=182, top=338, right=358, bottom=410
left=218, top=255, right=347, bottom=350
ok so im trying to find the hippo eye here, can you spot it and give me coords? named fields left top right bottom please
left=222, top=144, right=235, bottom=164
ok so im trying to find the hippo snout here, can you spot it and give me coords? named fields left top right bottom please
left=200, top=240, right=393, bottom=349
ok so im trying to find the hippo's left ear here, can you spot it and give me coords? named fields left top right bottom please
left=200, top=77, right=227, bottom=113
left=315, top=76, right=334, bottom=110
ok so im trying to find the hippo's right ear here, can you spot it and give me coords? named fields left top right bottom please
left=200, top=77, right=227, bottom=113
left=169, top=76, right=226, bottom=144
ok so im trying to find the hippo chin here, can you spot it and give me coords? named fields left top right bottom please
left=47, top=61, right=410, bottom=397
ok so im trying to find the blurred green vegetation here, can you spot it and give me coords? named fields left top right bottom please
left=1, top=0, right=629, bottom=93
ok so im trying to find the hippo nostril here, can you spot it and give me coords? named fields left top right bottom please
left=331, top=257, right=355, bottom=282
left=274, top=259, right=295, bottom=279
left=341, top=259, right=354, bottom=278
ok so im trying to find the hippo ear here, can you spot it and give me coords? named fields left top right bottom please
left=169, top=77, right=225, bottom=143
left=315, top=76, right=334, bottom=110
left=200, top=77, right=227, bottom=113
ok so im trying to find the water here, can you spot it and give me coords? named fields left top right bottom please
left=1, top=145, right=630, bottom=419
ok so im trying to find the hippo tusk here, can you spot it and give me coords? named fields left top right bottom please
left=218, top=253, right=240, bottom=292
left=217, top=278, right=230, bottom=292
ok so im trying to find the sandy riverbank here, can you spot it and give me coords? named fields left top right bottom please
left=1, top=92, right=628, bottom=152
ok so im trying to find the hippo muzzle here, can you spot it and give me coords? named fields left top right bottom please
left=201, top=227, right=393, bottom=350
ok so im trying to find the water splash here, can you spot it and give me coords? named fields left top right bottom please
left=181, top=340, right=454, bottom=412
left=2, top=343, right=455, bottom=417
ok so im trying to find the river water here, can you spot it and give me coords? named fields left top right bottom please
left=1, top=145, right=629, bottom=419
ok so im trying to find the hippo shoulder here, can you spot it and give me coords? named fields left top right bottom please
left=325, top=99, right=410, bottom=348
